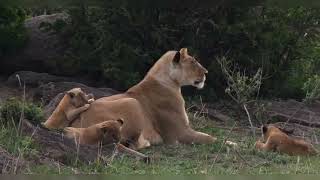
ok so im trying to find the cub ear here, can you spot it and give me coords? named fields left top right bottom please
left=116, top=118, right=124, bottom=126
left=87, top=93, right=95, bottom=99
left=67, top=91, right=76, bottom=98
left=180, top=48, right=188, bottom=56
left=262, top=125, right=268, bottom=134
left=173, top=51, right=180, bottom=64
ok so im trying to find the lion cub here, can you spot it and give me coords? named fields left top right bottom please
left=255, top=125, right=318, bottom=156
left=43, top=88, right=94, bottom=129
left=63, top=119, right=123, bottom=145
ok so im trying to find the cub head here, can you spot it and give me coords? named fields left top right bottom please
left=98, top=118, right=124, bottom=144
left=170, top=48, right=208, bottom=89
left=261, top=124, right=293, bottom=141
left=67, top=88, right=95, bottom=107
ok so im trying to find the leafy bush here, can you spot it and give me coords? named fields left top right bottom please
left=0, top=6, right=27, bottom=57
left=218, top=56, right=262, bottom=105
left=30, top=3, right=320, bottom=100
left=303, top=75, right=320, bottom=103
left=0, top=98, right=44, bottom=126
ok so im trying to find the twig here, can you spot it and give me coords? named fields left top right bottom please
left=212, top=122, right=237, bottom=164
left=243, top=103, right=255, bottom=137
left=280, top=104, right=304, bottom=129
left=18, top=81, right=26, bottom=136
left=106, top=144, right=118, bottom=165
left=233, top=148, right=251, bottom=167
left=116, top=143, right=149, bottom=163
left=295, top=156, right=301, bottom=174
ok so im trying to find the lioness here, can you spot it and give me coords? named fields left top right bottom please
left=43, top=88, right=94, bottom=129
left=255, top=125, right=318, bottom=156
left=64, top=118, right=123, bottom=145
left=71, top=48, right=217, bottom=149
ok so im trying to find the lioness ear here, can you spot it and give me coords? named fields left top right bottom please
left=117, top=118, right=124, bottom=126
left=180, top=48, right=188, bottom=57
left=173, top=51, right=180, bottom=64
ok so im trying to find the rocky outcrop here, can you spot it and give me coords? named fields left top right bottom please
left=7, top=71, right=73, bottom=87
left=39, top=82, right=119, bottom=117
left=36, top=81, right=119, bottom=104
left=1, top=13, right=68, bottom=75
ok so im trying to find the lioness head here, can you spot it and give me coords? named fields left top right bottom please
left=170, top=48, right=208, bottom=89
left=67, top=88, right=95, bottom=107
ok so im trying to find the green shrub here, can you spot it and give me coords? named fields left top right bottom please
left=0, top=6, right=27, bottom=57
left=303, top=75, right=320, bottom=103
left=0, top=126, right=38, bottom=156
left=33, top=3, right=320, bottom=100
left=0, top=98, right=44, bottom=126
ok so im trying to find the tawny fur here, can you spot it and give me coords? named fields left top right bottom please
left=43, top=88, right=94, bottom=129
left=70, top=48, right=217, bottom=149
left=255, top=125, right=318, bottom=156
left=64, top=119, right=123, bottom=145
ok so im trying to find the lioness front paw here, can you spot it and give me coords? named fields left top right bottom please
left=88, top=98, right=95, bottom=104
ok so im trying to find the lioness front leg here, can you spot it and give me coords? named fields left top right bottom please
left=179, top=128, right=217, bottom=144
left=66, top=104, right=90, bottom=122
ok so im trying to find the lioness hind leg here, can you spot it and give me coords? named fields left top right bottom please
left=179, top=129, right=217, bottom=144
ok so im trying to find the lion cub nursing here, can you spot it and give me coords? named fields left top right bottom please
left=255, top=125, right=318, bottom=156
left=43, top=88, right=123, bottom=145
left=64, top=119, right=124, bottom=145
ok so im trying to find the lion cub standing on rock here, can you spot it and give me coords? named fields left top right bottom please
left=43, top=88, right=94, bottom=129
left=255, top=125, right=318, bottom=156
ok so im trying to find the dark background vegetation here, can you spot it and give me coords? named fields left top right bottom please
left=1, top=0, right=320, bottom=102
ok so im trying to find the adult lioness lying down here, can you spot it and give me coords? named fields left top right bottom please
left=71, top=48, right=217, bottom=149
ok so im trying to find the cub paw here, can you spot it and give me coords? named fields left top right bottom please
left=254, top=140, right=263, bottom=149
left=83, top=104, right=90, bottom=109
left=88, top=98, right=95, bottom=104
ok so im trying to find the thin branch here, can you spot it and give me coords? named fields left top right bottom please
left=212, top=122, right=237, bottom=164
left=244, top=104, right=255, bottom=137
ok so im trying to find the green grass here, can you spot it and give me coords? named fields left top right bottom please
left=1, top=110, right=320, bottom=174
left=0, top=125, right=38, bottom=157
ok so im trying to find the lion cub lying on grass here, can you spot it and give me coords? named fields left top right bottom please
left=255, top=125, right=318, bottom=156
